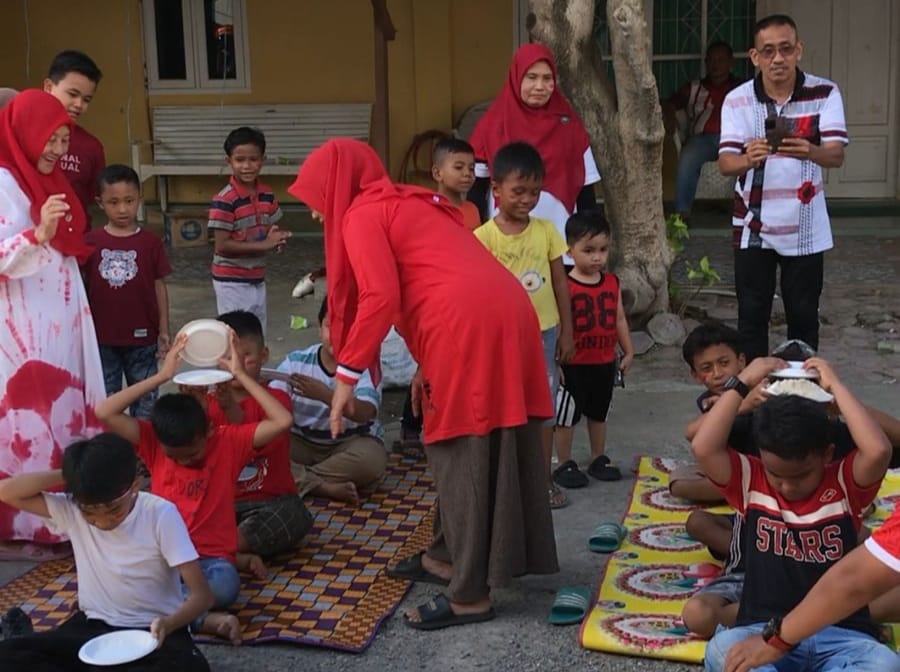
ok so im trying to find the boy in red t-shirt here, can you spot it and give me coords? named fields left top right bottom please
left=208, top=311, right=312, bottom=559
left=84, top=165, right=170, bottom=419
left=552, top=211, right=634, bottom=488
left=43, top=50, right=106, bottom=227
left=95, top=332, right=293, bottom=645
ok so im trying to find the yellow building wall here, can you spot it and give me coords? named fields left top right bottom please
left=0, top=0, right=513, bottom=207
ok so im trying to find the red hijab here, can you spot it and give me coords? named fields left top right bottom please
left=0, top=89, right=91, bottom=262
left=469, top=43, right=592, bottom=213
left=288, top=139, right=461, bottom=381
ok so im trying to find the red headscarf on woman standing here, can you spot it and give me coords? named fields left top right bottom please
left=288, top=139, right=462, bottom=385
left=469, top=43, right=592, bottom=214
left=0, top=89, right=91, bottom=262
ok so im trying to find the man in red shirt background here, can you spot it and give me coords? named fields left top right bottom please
left=663, top=41, right=742, bottom=222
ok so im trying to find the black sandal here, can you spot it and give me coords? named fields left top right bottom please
left=552, top=460, right=589, bottom=489
left=386, top=552, right=449, bottom=586
left=404, top=594, right=495, bottom=631
left=588, top=455, right=622, bottom=482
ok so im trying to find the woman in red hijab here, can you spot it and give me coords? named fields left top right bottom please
left=469, top=43, right=605, bottom=507
left=468, top=43, right=600, bottom=235
left=289, top=138, right=558, bottom=630
left=0, top=90, right=104, bottom=548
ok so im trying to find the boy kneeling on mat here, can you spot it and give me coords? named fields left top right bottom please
left=692, top=356, right=899, bottom=672
left=0, top=434, right=213, bottom=671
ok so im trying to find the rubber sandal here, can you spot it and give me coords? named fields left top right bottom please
left=588, top=455, right=623, bottom=482
left=404, top=594, right=495, bottom=631
left=549, top=484, right=569, bottom=509
left=386, top=552, right=450, bottom=586
left=548, top=587, right=592, bottom=625
left=588, top=522, right=627, bottom=553
left=552, top=460, right=589, bottom=489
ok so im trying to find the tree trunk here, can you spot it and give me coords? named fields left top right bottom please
left=530, top=0, right=671, bottom=324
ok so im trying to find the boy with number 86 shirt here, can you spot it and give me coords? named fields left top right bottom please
left=552, top=211, right=634, bottom=489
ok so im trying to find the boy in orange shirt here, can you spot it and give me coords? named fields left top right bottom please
left=394, top=138, right=483, bottom=457
left=432, top=137, right=481, bottom=230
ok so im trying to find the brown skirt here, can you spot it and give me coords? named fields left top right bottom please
left=424, top=419, right=559, bottom=603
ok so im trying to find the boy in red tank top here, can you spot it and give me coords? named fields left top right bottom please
left=553, top=211, right=635, bottom=488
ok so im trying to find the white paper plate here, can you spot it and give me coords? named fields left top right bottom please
left=78, top=629, right=157, bottom=666
left=765, top=379, right=834, bottom=403
left=260, top=368, right=293, bottom=383
left=769, top=366, right=819, bottom=379
left=177, top=319, right=230, bottom=367
left=173, top=369, right=234, bottom=387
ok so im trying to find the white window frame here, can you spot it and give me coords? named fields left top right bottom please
left=142, top=0, right=251, bottom=94
left=649, top=0, right=752, bottom=78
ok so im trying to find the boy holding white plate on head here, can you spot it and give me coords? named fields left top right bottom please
left=201, top=311, right=311, bottom=561
left=0, top=433, right=213, bottom=671
left=694, top=356, right=899, bottom=672
left=95, top=331, right=293, bottom=645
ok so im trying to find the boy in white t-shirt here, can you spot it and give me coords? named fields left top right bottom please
left=0, top=434, right=213, bottom=671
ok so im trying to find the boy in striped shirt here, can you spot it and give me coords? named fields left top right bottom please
left=209, top=127, right=290, bottom=333
left=270, top=300, right=386, bottom=507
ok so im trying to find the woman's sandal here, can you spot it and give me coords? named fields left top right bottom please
left=385, top=552, right=450, bottom=586
left=404, top=594, right=495, bottom=631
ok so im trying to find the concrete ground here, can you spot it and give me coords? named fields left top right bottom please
left=2, top=212, right=899, bottom=671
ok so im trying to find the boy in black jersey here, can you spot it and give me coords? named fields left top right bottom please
left=693, top=356, right=899, bottom=672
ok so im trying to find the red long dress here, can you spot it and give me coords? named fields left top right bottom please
left=289, top=140, right=551, bottom=444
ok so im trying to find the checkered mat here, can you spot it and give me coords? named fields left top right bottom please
left=0, top=454, right=436, bottom=653
left=579, top=457, right=900, bottom=663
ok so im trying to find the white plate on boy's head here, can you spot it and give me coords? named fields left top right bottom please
left=78, top=629, right=157, bottom=666
left=769, top=364, right=819, bottom=380
left=765, top=378, right=834, bottom=403
left=173, top=369, right=234, bottom=387
left=177, top=319, right=230, bottom=367
left=260, top=368, right=293, bottom=384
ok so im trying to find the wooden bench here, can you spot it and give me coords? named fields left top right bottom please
left=132, top=103, right=373, bottom=213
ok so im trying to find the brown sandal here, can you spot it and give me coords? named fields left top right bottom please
left=549, top=484, right=569, bottom=509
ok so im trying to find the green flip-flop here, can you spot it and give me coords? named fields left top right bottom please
left=588, top=522, right=627, bottom=553
left=548, top=586, right=592, bottom=625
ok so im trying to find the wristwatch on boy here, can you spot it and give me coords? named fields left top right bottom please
left=761, top=617, right=796, bottom=652
left=723, top=376, right=750, bottom=399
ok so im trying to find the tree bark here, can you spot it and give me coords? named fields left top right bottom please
left=530, top=0, right=671, bottom=323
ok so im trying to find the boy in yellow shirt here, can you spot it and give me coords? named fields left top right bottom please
left=475, top=141, right=574, bottom=508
